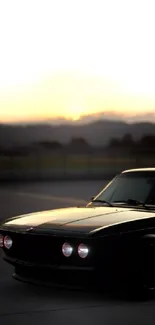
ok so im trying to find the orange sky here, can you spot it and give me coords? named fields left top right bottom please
left=0, top=0, right=155, bottom=122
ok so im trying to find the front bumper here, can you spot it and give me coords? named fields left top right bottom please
left=3, top=254, right=97, bottom=290
left=13, top=265, right=96, bottom=290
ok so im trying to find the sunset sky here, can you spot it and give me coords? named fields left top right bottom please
left=0, top=0, right=155, bottom=123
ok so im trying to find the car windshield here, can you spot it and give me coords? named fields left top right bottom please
left=92, top=171, right=155, bottom=207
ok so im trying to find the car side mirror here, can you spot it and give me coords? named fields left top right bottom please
left=91, top=197, right=94, bottom=201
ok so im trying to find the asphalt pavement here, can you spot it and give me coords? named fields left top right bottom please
left=0, top=180, right=155, bottom=325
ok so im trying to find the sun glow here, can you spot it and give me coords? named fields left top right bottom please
left=66, top=106, right=85, bottom=120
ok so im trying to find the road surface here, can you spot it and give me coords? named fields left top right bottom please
left=0, top=180, right=155, bottom=325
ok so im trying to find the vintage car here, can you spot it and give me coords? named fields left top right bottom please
left=1, top=168, right=155, bottom=296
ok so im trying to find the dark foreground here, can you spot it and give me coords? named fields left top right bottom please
left=0, top=180, right=155, bottom=325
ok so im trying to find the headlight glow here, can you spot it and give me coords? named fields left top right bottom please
left=62, top=242, right=73, bottom=257
left=78, top=243, right=89, bottom=258
left=4, top=235, right=13, bottom=249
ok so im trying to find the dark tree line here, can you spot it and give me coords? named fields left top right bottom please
left=1, top=134, right=155, bottom=157
left=108, top=134, right=155, bottom=156
left=109, top=134, right=155, bottom=152
left=0, top=137, right=91, bottom=156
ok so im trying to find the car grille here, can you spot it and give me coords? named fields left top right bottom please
left=6, top=233, right=62, bottom=264
left=3, top=232, right=93, bottom=267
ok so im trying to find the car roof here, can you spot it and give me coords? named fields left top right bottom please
left=122, top=168, right=155, bottom=174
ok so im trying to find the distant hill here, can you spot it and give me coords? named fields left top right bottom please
left=0, top=119, right=155, bottom=148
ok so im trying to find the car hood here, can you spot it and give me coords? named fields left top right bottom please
left=1, top=206, right=155, bottom=235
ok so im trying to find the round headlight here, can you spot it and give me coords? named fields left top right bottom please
left=0, top=234, right=4, bottom=248
left=62, top=242, right=73, bottom=257
left=4, top=235, right=13, bottom=249
left=78, top=243, right=89, bottom=259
